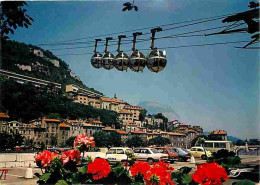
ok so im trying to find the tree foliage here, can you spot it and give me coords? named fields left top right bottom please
left=1, top=1, right=34, bottom=39
left=93, top=131, right=122, bottom=148
left=2, top=40, right=103, bottom=95
left=0, top=132, right=24, bottom=151
left=148, top=136, right=170, bottom=146
left=66, top=136, right=76, bottom=148
left=0, top=80, right=119, bottom=125
left=139, top=109, right=147, bottom=122
left=126, top=136, right=146, bottom=148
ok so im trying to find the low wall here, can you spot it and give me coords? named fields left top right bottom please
left=0, top=153, right=36, bottom=168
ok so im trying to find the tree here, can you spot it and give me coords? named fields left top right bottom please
left=40, top=142, right=46, bottom=150
left=236, top=139, right=245, bottom=146
left=148, top=136, right=170, bottom=146
left=191, top=135, right=207, bottom=147
left=139, top=109, right=147, bottom=122
left=0, top=132, right=24, bottom=151
left=196, top=137, right=208, bottom=160
left=66, top=136, right=76, bottom=147
left=50, top=135, right=58, bottom=147
left=1, top=1, right=34, bottom=39
left=93, top=131, right=122, bottom=148
left=24, top=139, right=34, bottom=148
left=122, top=1, right=138, bottom=11
left=126, top=136, right=146, bottom=148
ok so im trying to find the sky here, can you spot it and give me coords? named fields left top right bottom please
left=8, top=0, right=259, bottom=139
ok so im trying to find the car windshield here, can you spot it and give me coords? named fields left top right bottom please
left=182, top=149, right=189, bottom=153
left=150, top=149, right=159, bottom=153
left=168, top=149, right=175, bottom=153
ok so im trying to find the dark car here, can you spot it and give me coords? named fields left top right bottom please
left=154, top=147, right=179, bottom=163
left=172, top=147, right=191, bottom=161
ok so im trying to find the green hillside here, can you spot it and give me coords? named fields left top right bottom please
left=1, top=40, right=102, bottom=95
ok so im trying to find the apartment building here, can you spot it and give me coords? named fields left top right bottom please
left=168, top=132, right=186, bottom=147
left=0, top=112, right=9, bottom=132
left=118, top=109, right=134, bottom=125
left=123, top=105, right=142, bottom=121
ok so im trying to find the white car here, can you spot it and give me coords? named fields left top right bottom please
left=106, top=147, right=134, bottom=163
left=133, top=148, right=168, bottom=164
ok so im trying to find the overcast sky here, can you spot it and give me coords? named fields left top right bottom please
left=9, top=0, right=259, bottom=139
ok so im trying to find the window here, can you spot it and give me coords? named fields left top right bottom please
left=117, top=149, right=124, bottom=154
left=204, top=143, right=213, bottom=147
left=107, top=149, right=116, bottom=154
left=190, top=148, right=197, bottom=151
left=197, top=148, right=203, bottom=152
left=134, top=149, right=140, bottom=153
left=214, top=143, right=226, bottom=148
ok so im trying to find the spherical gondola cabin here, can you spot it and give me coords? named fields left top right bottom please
left=129, top=50, right=146, bottom=72
left=114, top=51, right=129, bottom=71
left=146, top=49, right=167, bottom=73
left=91, top=52, right=103, bottom=68
left=102, top=51, right=115, bottom=70
left=102, top=37, right=114, bottom=70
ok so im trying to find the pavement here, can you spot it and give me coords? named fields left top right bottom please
left=0, top=155, right=259, bottom=185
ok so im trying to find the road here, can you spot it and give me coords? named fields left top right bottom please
left=0, top=155, right=259, bottom=185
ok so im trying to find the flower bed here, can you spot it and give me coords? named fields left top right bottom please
left=35, top=134, right=231, bottom=185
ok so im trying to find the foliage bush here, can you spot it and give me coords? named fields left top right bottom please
left=207, top=149, right=241, bottom=168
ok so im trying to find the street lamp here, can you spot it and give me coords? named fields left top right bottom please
left=102, top=37, right=114, bottom=70
left=129, top=32, right=146, bottom=72
left=146, top=27, right=167, bottom=73
left=91, top=39, right=103, bottom=68
left=114, top=35, right=129, bottom=71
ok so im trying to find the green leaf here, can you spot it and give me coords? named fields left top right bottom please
left=40, top=173, right=51, bottom=182
left=78, top=166, right=88, bottom=174
left=182, top=174, right=192, bottom=184
left=55, top=180, right=68, bottom=185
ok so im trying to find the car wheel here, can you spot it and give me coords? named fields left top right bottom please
left=201, top=155, right=206, bottom=160
left=147, top=158, right=154, bottom=165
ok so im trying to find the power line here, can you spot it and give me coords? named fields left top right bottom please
left=56, top=40, right=250, bottom=56
left=38, top=13, right=235, bottom=46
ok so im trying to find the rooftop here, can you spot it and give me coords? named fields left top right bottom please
left=119, top=109, right=133, bottom=114
left=0, top=112, right=9, bottom=118
left=59, top=123, right=70, bottom=128
left=211, top=130, right=227, bottom=135
left=44, top=118, right=61, bottom=122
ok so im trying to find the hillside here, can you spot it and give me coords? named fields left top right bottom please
left=1, top=40, right=102, bottom=94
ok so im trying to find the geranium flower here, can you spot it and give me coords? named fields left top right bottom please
left=87, top=158, right=111, bottom=180
left=144, top=165, right=175, bottom=185
left=61, top=149, right=81, bottom=165
left=35, top=150, right=59, bottom=167
left=191, top=162, right=228, bottom=185
left=153, top=161, right=174, bottom=172
left=74, top=134, right=95, bottom=148
left=130, top=161, right=151, bottom=176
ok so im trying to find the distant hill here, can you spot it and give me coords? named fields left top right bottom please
left=137, top=101, right=180, bottom=120
left=1, top=40, right=103, bottom=95
left=227, top=136, right=241, bottom=143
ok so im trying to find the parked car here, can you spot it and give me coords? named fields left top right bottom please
left=105, top=147, right=134, bottom=163
left=133, top=148, right=168, bottom=164
left=154, top=147, right=179, bottom=163
left=189, top=147, right=211, bottom=159
left=172, top=147, right=191, bottom=161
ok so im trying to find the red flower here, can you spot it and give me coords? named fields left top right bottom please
left=153, top=161, right=174, bottom=172
left=130, top=161, right=151, bottom=176
left=144, top=165, right=175, bottom=185
left=61, top=149, right=81, bottom=165
left=191, top=162, right=228, bottom=185
left=35, top=150, right=59, bottom=167
left=74, top=134, right=95, bottom=148
left=87, top=158, right=111, bottom=180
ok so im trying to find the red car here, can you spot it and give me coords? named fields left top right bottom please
left=154, top=147, right=179, bottom=163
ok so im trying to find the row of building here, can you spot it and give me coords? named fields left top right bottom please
left=0, top=112, right=210, bottom=148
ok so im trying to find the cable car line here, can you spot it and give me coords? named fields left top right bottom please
left=47, top=24, right=246, bottom=51
left=55, top=40, right=250, bottom=56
